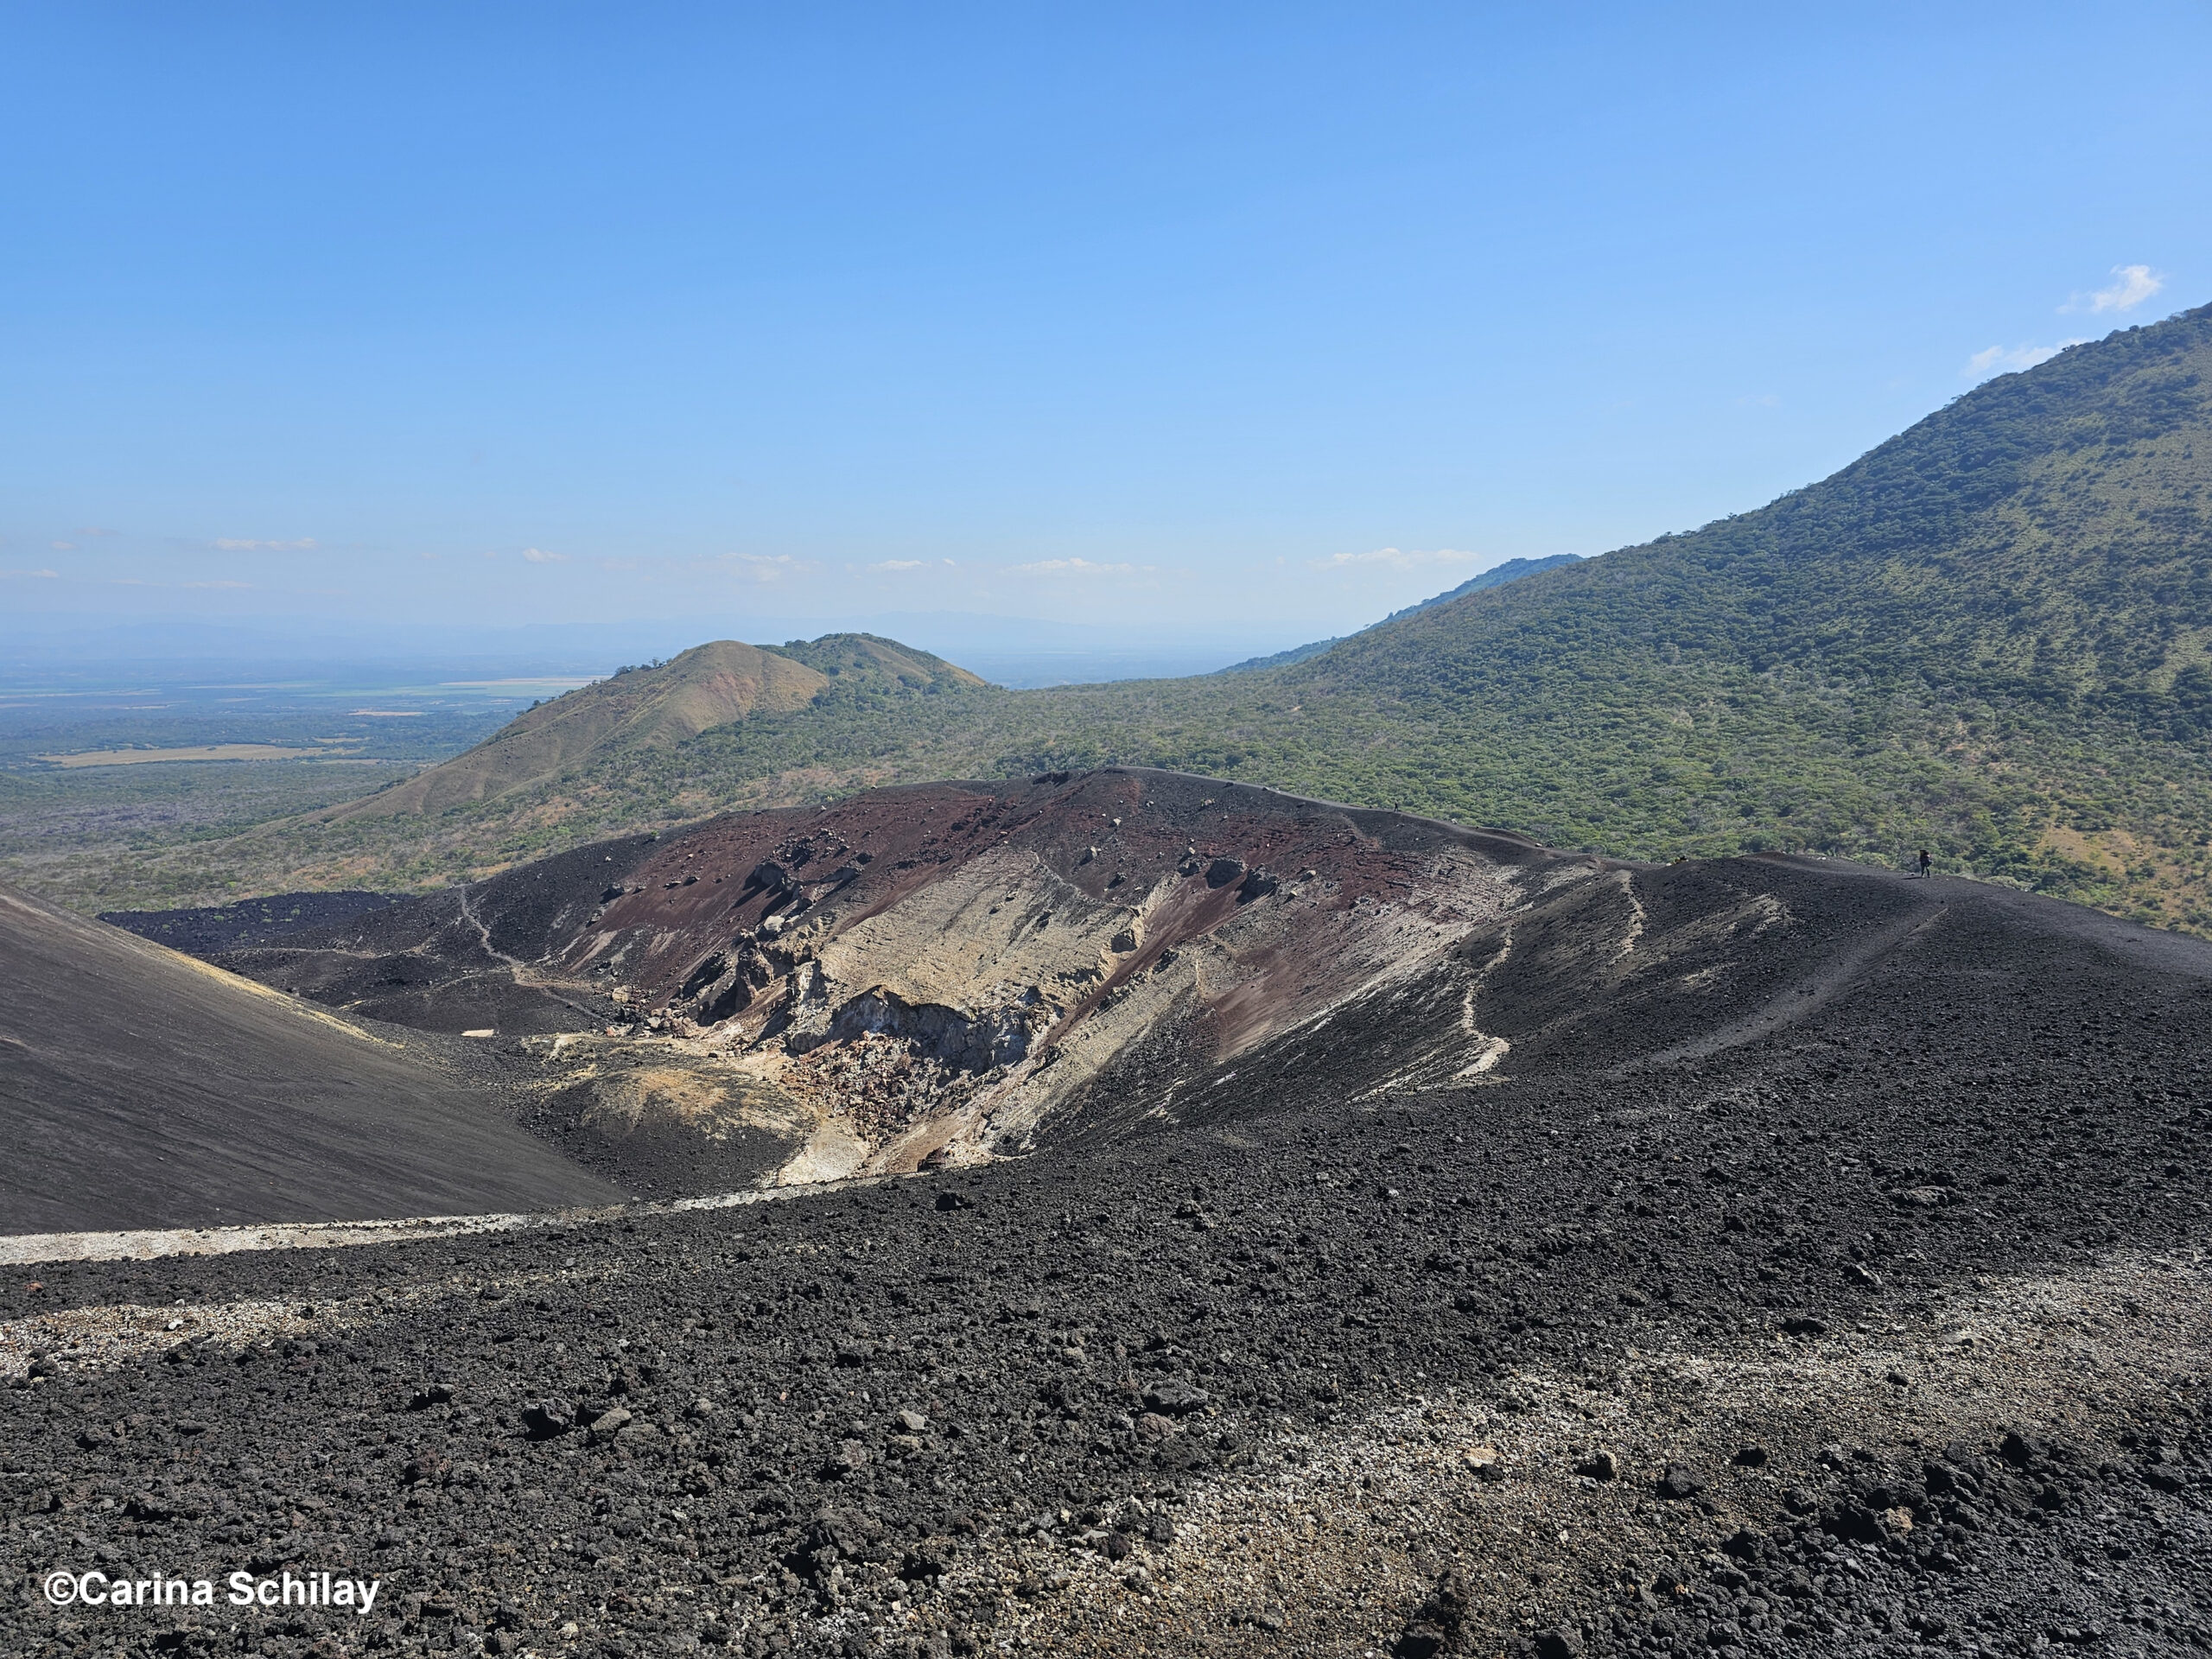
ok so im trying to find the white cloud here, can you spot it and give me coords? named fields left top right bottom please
left=1310, top=546, right=1484, bottom=571
left=869, top=559, right=925, bottom=572
left=1964, top=340, right=2087, bottom=379
left=2, top=568, right=59, bottom=580
left=185, top=579, right=253, bottom=589
left=1014, top=556, right=1146, bottom=575
left=721, top=553, right=796, bottom=583
left=213, top=537, right=318, bottom=551
left=520, top=547, right=567, bottom=563
left=2068, top=264, right=2164, bottom=315
left=49, top=540, right=75, bottom=551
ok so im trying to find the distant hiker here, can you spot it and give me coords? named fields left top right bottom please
left=1916, top=848, right=1931, bottom=879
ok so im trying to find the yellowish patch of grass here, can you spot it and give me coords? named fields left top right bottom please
left=37, top=744, right=341, bottom=767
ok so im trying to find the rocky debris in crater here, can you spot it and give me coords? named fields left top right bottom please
left=784, top=1033, right=991, bottom=1143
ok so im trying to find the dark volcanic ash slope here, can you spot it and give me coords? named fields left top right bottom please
left=98, top=890, right=403, bottom=955
left=2, top=844, right=2209, bottom=1659
left=0, top=886, right=621, bottom=1234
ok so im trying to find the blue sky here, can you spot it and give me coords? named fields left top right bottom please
left=3, top=3, right=2208, bottom=648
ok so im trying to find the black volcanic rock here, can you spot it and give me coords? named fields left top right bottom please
left=100, top=889, right=404, bottom=952
left=1141, top=1379, right=1210, bottom=1415
left=6, top=769, right=2212, bottom=1656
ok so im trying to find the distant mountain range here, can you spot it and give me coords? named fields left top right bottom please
left=35, top=302, right=2212, bottom=936
left=1221, top=554, right=1584, bottom=671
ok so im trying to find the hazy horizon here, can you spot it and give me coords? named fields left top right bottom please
left=0, top=606, right=1349, bottom=690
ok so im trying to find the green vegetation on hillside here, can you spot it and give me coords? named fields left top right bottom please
left=325, top=634, right=980, bottom=823
left=11, top=306, right=2209, bottom=934
left=1222, top=553, right=1583, bottom=671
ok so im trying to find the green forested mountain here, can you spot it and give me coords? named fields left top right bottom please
left=37, top=303, right=2212, bottom=934
left=1370, top=551, right=1586, bottom=627
left=1222, top=552, right=1583, bottom=671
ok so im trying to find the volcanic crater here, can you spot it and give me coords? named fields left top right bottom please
left=177, top=770, right=1817, bottom=1199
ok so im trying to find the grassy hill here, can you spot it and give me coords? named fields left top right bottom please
left=26, top=302, right=2212, bottom=934
left=328, top=635, right=980, bottom=821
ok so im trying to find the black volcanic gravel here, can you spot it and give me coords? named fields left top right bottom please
left=100, top=892, right=405, bottom=954
left=5, top=862, right=2209, bottom=1658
